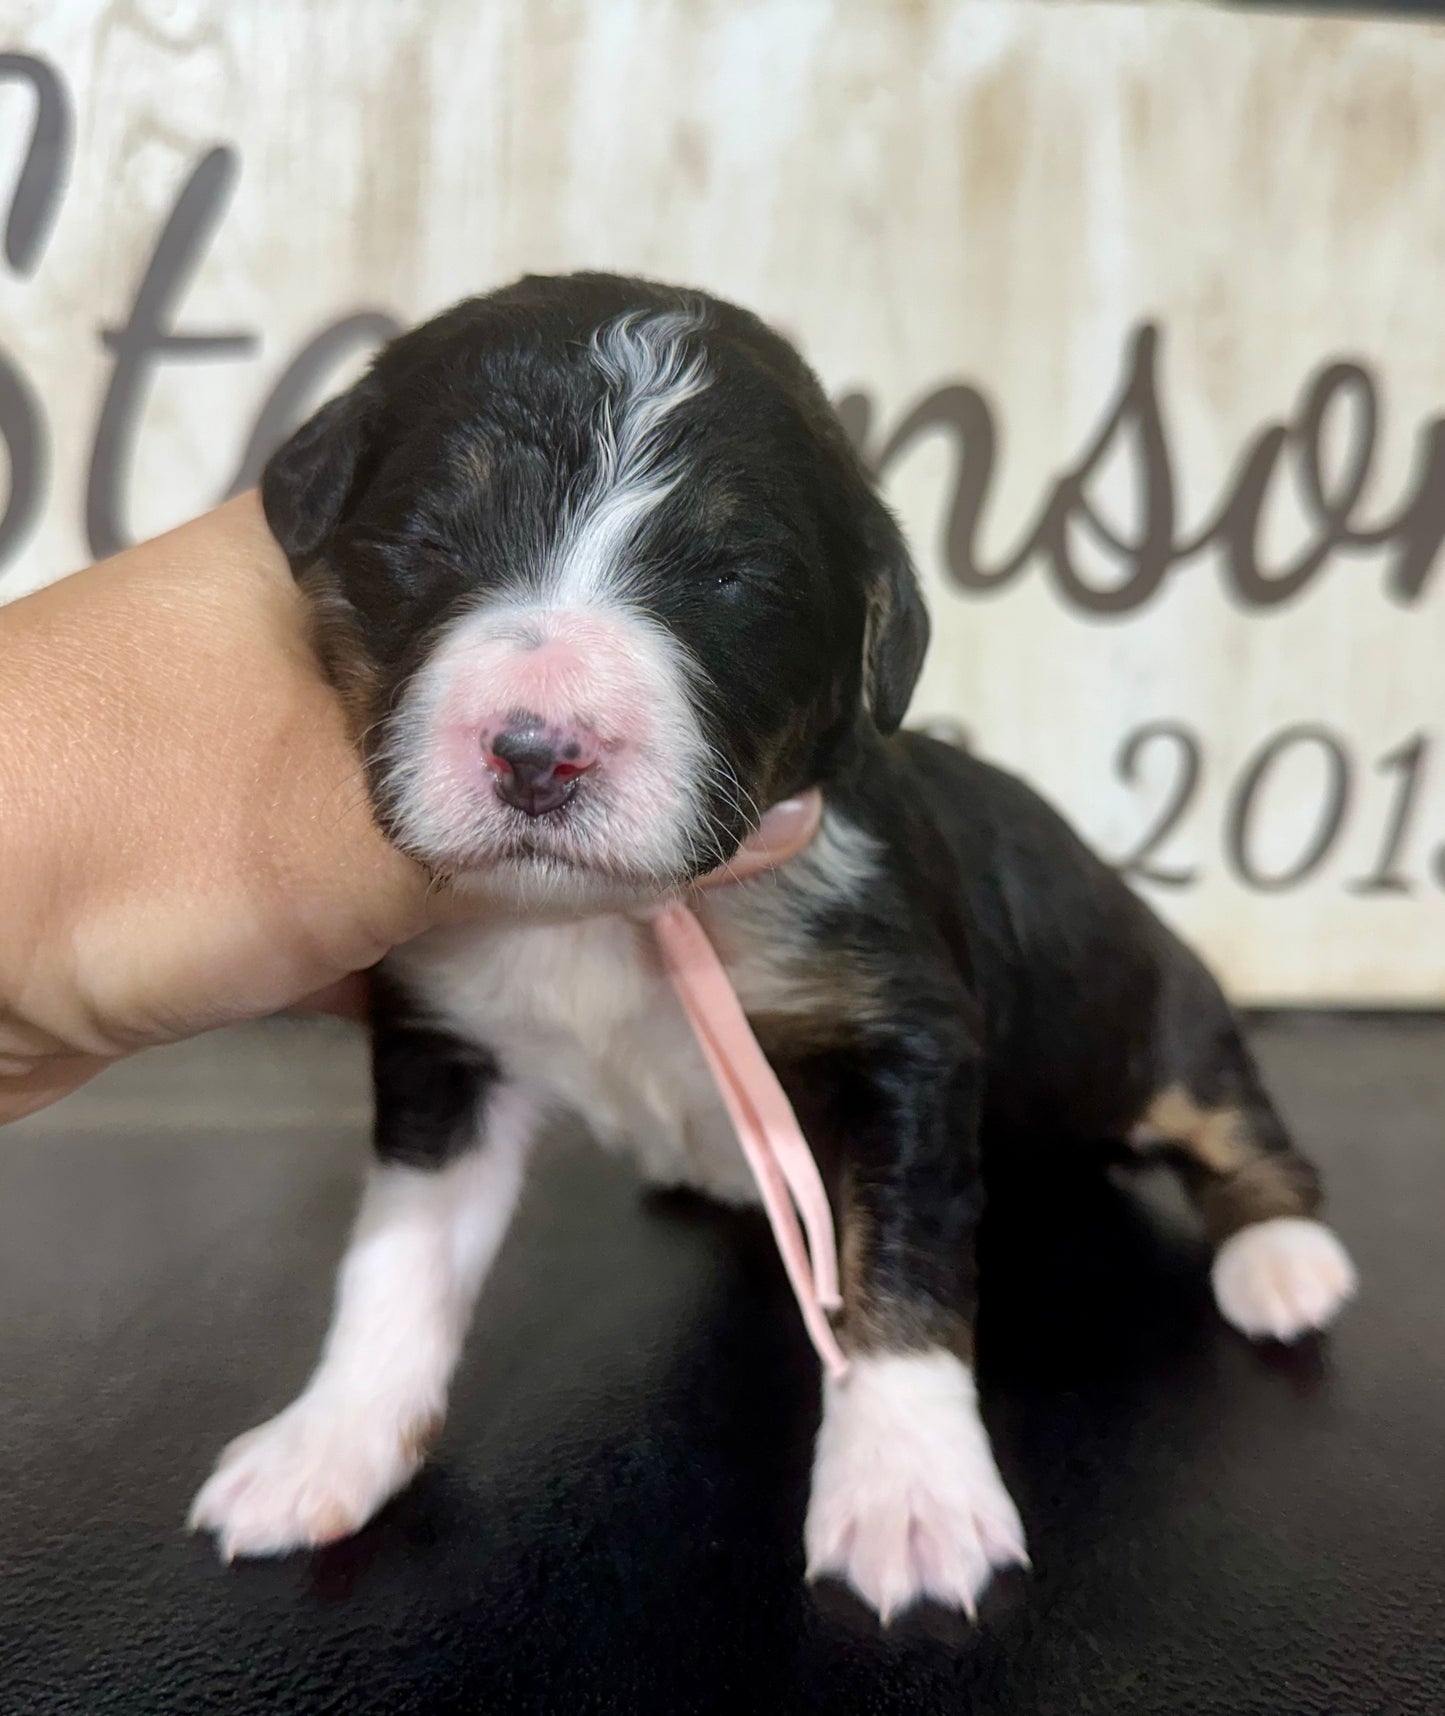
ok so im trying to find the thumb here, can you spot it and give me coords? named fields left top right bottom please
left=696, top=789, right=824, bottom=888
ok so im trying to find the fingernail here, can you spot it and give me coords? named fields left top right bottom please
left=756, top=789, right=822, bottom=847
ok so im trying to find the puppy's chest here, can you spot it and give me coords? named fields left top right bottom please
left=393, top=908, right=800, bottom=1204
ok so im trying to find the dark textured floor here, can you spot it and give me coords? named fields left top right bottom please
left=1, top=1014, right=1442, bottom=1715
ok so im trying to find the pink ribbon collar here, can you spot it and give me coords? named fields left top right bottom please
left=648, top=899, right=849, bottom=1379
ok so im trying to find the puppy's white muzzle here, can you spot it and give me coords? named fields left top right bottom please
left=384, top=601, right=710, bottom=890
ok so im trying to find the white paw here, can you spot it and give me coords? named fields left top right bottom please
left=804, top=1350, right=1027, bottom=1623
left=1212, top=1217, right=1358, bottom=1342
left=188, top=1392, right=436, bottom=1559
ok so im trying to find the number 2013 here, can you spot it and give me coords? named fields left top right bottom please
left=1115, top=723, right=1440, bottom=895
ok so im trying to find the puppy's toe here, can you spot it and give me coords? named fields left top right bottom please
left=188, top=1393, right=431, bottom=1560
left=1212, top=1217, right=1357, bottom=1342
left=804, top=1351, right=1027, bottom=1623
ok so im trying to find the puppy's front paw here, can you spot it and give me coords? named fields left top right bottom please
left=1212, top=1217, right=1357, bottom=1342
left=804, top=1351, right=1026, bottom=1623
left=188, top=1392, right=436, bottom=1560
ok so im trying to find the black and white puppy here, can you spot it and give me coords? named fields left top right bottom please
left=190, top=274, right=1357, bottom=1620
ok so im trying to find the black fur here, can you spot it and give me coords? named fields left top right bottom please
left=781, top=729, right=1322, bottom=1354
left=369, top=968, right=501, bottom=1170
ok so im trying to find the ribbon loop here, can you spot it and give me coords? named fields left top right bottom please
left=649, top=900, right=849, bottom=1379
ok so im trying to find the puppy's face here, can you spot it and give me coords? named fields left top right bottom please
left=264, top=275, right=927, bottom=906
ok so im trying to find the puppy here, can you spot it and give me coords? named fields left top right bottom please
left=190, top=274, right=1357, bottom=1620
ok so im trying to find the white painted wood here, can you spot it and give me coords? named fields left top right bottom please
left=2, top=0, right=1441, bottom=1002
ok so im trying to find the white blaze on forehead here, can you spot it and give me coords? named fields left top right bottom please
left=549, top=307, right=712, bottom=606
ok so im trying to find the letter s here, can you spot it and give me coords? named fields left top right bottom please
left=0, top=53, right=72, bottom=574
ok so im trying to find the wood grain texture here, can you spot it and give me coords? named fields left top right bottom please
left=1, top=0, right=1442, bottom=1001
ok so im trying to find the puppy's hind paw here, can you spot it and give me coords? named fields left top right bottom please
left=1212, top=1217, right=1357, bottom=1343
left=804, top=1351, right=1027, bottom=1623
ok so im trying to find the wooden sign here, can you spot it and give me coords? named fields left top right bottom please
left=2, top=0, right=1442, bottom=1001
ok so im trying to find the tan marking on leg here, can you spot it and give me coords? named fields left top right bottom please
left=1134, top=1090, right=1323, bottom=1245
left=1195, top=1154, right=1323, bottom=1244
left=1136, top=1084, right=1252, bottom=1176
left=838, top=1174, right=973, bottom=1363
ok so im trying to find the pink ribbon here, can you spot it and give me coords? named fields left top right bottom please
left=648, top=900, right=849, bottom=1379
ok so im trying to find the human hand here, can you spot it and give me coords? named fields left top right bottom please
left=0, top=496, right=821, bottom=1123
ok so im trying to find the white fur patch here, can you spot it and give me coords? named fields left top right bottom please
left=383, top=600, right=711, bottom=893
left=190, top=1090, right=536, bottom=1558
left=1211, top=1217, right=1358, bottom=1342
left=553, top=308, right=710, bottom=608
left=393, top=913, right=759, bottom=1205
left=805, top=1350, right=1027, bottom=1622
left=391, top=807, right=882, bottom=1207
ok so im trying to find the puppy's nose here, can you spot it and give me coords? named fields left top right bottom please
left=486, top=725, right=597, bottom=816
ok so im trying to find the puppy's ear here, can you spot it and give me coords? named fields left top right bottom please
left=260, top=382, right=377, bottom=568
left=863, top=502, right=930, bottom=735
